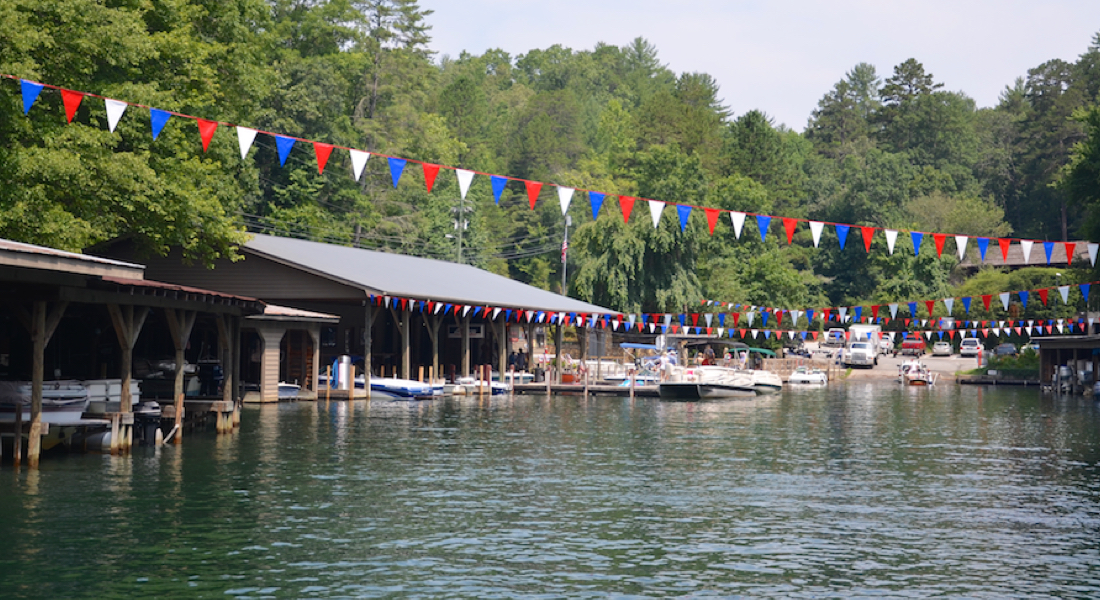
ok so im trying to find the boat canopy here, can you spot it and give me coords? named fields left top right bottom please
left=620, top=343, right=659, bottom=350
left=747, top=347, right=776, bottom=357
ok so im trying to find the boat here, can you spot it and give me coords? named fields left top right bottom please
left=0, top=380, right=91, bottom=425
left=659, top=365, right=757, bottom=400
left=370, top=376, right=436, bottom=400
left=788, top=366, right=828, bottom=385
left=278, top=382, right=301, bottom=399
left=455, top=376, right=511, bottom=396
left=899, top=360, right=936, bottom=386
left=746, top=369, right=784, bottom=394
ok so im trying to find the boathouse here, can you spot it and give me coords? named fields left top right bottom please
left=1033, top=334, right=1100, bottom=394
left=96, top=234, right=616, bottom=389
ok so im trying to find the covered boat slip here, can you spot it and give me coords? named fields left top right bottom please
left=0, top=238, right=268, bottom=466
left=97, top=234, right=617, bottom=392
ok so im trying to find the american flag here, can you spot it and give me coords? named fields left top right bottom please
left=561, top=239, right=568, bottom=263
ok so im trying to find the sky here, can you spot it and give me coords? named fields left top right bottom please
left=422, top=0, right=1100, bottom=131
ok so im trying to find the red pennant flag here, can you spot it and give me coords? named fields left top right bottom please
left=810, top=331, right=819, bottom=340
left=422, top=162, right=441, bottom=193
left=845, top=331, right=851, bottom=340
left=925, top=300, right=935, bottom=316
left=619, top=196, right=636, bottom=223
left=197, top=118, right=218, bottom=152
left=823, top=308, right=832, bottom=322
left=783, top=217, right=797, bottom=244
left=933, top=233, right=946, bottom=258
left=1046, top=325, right=1053, bottom=334
left=313, top=142, right=333, bottom=174
left=427, top=301, right=435, bottom=312
left=904, top=318, right=911, bottom=327
left=705, top=208, right=720, bottom=235
left=61, top=89, right=84, bottom=123
left=1038, top=288, right=1048, bottom=305
left=738, top=329, right=747, bottom=338
left=861, top=226, right=875, bottom=252
left=949, top=330, right=956, bottom=339
left=871, top=305, right=880, bottom=320
left=776, top=310, right=784, bottom=326
left=1065, top=242, right=1076, bottom=265
left=982, top=295, right=992, bottom=311
left=691, top=313, right=699, bottom=327
left=1014, top=326, right=1022, bottom=335
left=706, top=327, right=712, bottom=335
left=732, top=313, right=740, bottom=327
left=524, top=180, right=542, bottom=209
left=998, top=238, right=1011, bottom=261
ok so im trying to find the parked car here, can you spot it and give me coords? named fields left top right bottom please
left=959, top=338, right=983, bottom=357
left=898, top=338, right=926, bottom=356
left=932, top=341, right=953, bottom=356
left=1022, top=341, right=1040, bottom=353
left=993, top=343, right=1018, bottom=357
left=878, top=338, right=893, bottom=355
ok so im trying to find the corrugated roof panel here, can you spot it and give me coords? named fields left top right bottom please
left=244, top=234, right=616, bottom=314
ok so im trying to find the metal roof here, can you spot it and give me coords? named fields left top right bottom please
left=244, top=234, right=617, bottom=315
left=0, top=238, right=145, bottom=279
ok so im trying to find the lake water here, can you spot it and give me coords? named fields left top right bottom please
left=3, top=383, right=1100, bottom=598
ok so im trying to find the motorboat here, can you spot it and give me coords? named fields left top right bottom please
left=0, top=380, right=91, bottom=425
left=746, top=369, right=784, bottom=394
left=899, top=360, right=936, bottom=386
left=787, top=366, right=828, bottom=385
left=455, top=376, right=511, bottom=396
left=370, top=376, right=436, bottom=400
left=659, top=365, right=757, bottom=400
left=278, top=382, right=301, bottom=399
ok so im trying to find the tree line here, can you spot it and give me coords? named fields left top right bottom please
left=1, top=0, right=1098, bottom=317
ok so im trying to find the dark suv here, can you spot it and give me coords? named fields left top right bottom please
left=993, top=343, right=1018, bottom=357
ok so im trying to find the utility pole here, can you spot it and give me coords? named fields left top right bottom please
left=561, top=215, right=571, bottom=295
left=449, top=195, right=472, bottom=264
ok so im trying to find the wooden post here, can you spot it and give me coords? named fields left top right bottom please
left=553, top=322, right=563, bottom=384
left=629, top=365, right=636, bottom=401
left=325, top=365, right=331, bottom=405
left=425, top=314, right=443, bottom=385
left=164, top=309, right=196, bottom=444
left=461, top=313, right=471, bottom=378
left=495, top=319, right=507, bottom=387
left=108, top=303, right=148, bottom=452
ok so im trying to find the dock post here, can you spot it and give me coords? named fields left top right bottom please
left=629, top=366, right=636, bottom=401
left=325, top=365, right=331, bottom=406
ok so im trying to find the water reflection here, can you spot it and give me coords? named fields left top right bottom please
left=2, top=384, right=1100, bottom=597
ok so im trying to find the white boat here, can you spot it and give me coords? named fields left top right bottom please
left=746, top=369, right=784, bottom=394
left=659, top=365, right=757, bottom=400
left=898, top=360, right=936, bottom=386
left=501, top=371, right=535, bottom=385
left=370, top=377, right=436, bottom=400
left=278, top=382, right=301, bottom=399
left=788, top=366, right=828, bottom=385
left=0, top=380, right=91, bottom=425
left=455, top=376, right=511, bottom=396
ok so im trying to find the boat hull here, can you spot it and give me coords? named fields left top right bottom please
left=659, top=382, right=756, bottom=400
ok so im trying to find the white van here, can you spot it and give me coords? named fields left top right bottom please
left=959, top=338, right=983, bottom=357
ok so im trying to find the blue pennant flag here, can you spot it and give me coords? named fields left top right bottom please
left=800, top=331, right=807, bottom=340
left=911, top=231, right=924, bottom=255
left=1082, top=284, right=1091, bottom=303
left=1043, top=241, right=1054, bottom=264
left=961, top=297, right=971, bottom=313
left=756, top=215, right=771, bottom=242
left=763, top=330, right=772, bottom=339
left=662, top=325, right=668, bottom=334
left=761, top=311, right=770, bottom=327
left=589, top=191, right=605, bottom=220
left=506, top=309, right=513, bottom=321
left=491, top=176, right=508, bottom=203
left=718, top=314, right=726, bottom=327
left=853, top=306, right=862, bottom=321
left=678, top=314, right=685, bottom=327
left=641, top=314, right=648, bottom=325
left=150, top=108, right=172, bottom=140
left=677, top=204, right=692, bottom=232
left=836, top=224, right=850, bottom=250
left=908, top=302, right=917, bottom=316
left=1019, top=290, right=1029, bottom=309
left=275, top=135, right=295, bottom=166
left=977, top=237, right=989, bottom=261
left=806, top=309, right=814, bottom=324
left=388, top=157, right=406, bottom=188
left=20, top=80, right=44, bottom=115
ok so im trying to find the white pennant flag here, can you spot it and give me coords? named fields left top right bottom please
left=649, top=323, right=656, bottom=333
left=704, top=313, right=713, bottom=327
left=1058, top=324, right=1065, bottom=334
left=809, top=221, right=824, bottom=247
left=456, top=169, right=475, bottom=199
left=105, top=99, right=127, bottom=132
left=838, top=307, right=848, bottom=322
left=492, top=307, right=502, bottom=319
left=717, top=328, right=725, bottom=337
left=790, top=310, right=802, bottom=326
left=999, top=293, right=1010, bottom=311
left=383, top=296, right=391, bottom=308
left=955, top=236, right=968, bottom=260
left=889, top=303, right=898, bottom=319
left=349, top=149, right=370, bottom=181
left=558, top=186, right=574, bottom=215
left=663, top=314, right=673, bottom=327
left=943, top=298, right=954, bottom=313
left=627, top=314, right=636, bottom=328
left=1058, top=285, right=1070, bottom=304
left=730, top=212, right=746, bottom=239
left=924, top=331, right=933, bottom=340
left=1020, top=240, right=1034, bottom=264
left=648, top=200, right=664, bottom=228
left=787, top=330, right=796, bottom=339
left=746, top=312, right=756, bottom=326
left=1089, top=243, right=1099, bottom=267
left=237, top=127, right=258, bottom=159
left=434, top=302, right=444, bottom=314
left=751, top=329, right=759, bottom=339
left=463, top=305, right=473, bottom=317
left=885, top=229, right=898, bottom=255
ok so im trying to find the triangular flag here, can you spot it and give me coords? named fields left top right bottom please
left=756, top=215, right=771, bottom=242
left=20, top=79, right=44, bottom=115
left=557, top=186, right=574, bottom=215
left=977, top=237, right=989, bottom=261
left=885, top=229, right=898, bottom=255
left=704, top=208, right=720, bottom=235
left=730, top=212, right=746, bottom=239
left=955, top=236, right=968, bottom=261
left=908, top=302, right=917, bottom=316
left=999, top=292, right=1010, bottom=311
left=648, top=200, right=664, bottom=228
left=933, top=233, right=946, bottom=257
left=889, top=303, right=898, bottom=319
left=589, top=191, right=605, bottom=220
left=275, top=135, right=295, bottom=166
left=197, top=118, right=218, bottom=152
left=861, top=226, right=874, bottom=253
left=388, top=157, right=406, bottom=188
left=1038, top=288, right=1048, bottom=306
left=961, top=297, right=971, bottom=313
left=1090, top=243, right=1099, bottom=267
left=911, top=231, right=923, bottom=255
left=237, top=126, right=258, bottom=159
left=489, top=175, right=508, bottom=203
left=619, top=196, right=635, bottom=223
left=783, top=218, right=798, bottom=244
left=1043, top=241, right=1054, bottom=264
left=312, top=142, right=333, bottom=173
left=998, top=238, right=1011, bottom=262
left=835, top=224, right=849, bottom=249
left=943, top=298, right=954, bottom=313
left=1020, top=240, right=1034, bottom=264
left=809, top=221, right=824, bottom=247
left=61, top=89, right=84, bottom=123
left=456, top=169, right=475, bottom=199
left=150, top=108, right=171, bottom=140
left=105, top=99, right=127, bottom=132
left=1058, top=285, right=1070, bottom=304
left=349, top=149, right=370, bottom=181
left=676, top=204, right=692, bottom=232
left=422, top=163, right=441, bottom=193
left=525, top=180, right=542, bottom=209
left=1065, top=242, right=1076, bottom=265
left=925, top=300, right=935, bottom=317
left=982, top=294, right=991, bottom=311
